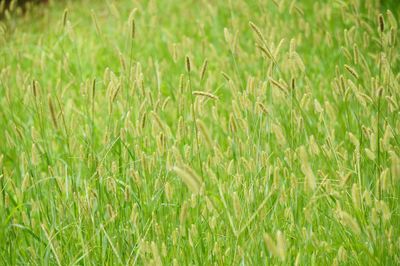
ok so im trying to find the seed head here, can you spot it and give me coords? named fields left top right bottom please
left=249, top=21, right=266, bottom=45
left=48, top=94, right=58, bottom=129
left=221, top=72, right=231, bottom=81
left=257, top=102, right=268, bottom=115
left=256, top=44, right=273, bottom=60
left=269, top=77, right=288, bottom=94
left=291, top=77, right=296, bottom=91
left=192, top=90, right=218, bottom=100
left=62, top=8, right=68, bottom=28
left=336, top=209, right=361, bottom=235
left=200, top=58, right=208, bottom=82
left=185, top=55, right=191, bottom=73
left=164, top=182, right=173, bottom=202
left=173, top=165, right=202, bottom=194
left=32, top=80, right=38, bottom=97
left=344, top=64, right=359, bottom=79
left=232, top=192, right=242, bottom=218
left=196, top=119, right=213, bottom=148
left=378, top=14, right=385, bottom=33
left=263, top=231, right=286, bottom=261
left=353, top=44, right=359, bottom=65
left=131, top=18, right=135, bottom=39
left=386, top=10, right=397, bottom=29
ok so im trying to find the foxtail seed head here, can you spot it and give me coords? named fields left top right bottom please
left=62, top=8, right=68, bottom=28
left=92, top=78, right=96, bottom=99
left=386, top=10, right=397, bottom=29
left=48, top=94, right=58, bottom=129
left=200, top=58, right=208, bottom=82
left=192, top=91, right=218, bottom=100
left=378, top=14, right=385, bottom=33
left=291, top=77, right=296, bottom=91
left=173, top=165, right=202, bottom=194
left=185, top=55, right=191, bottom=73
left=249, top=21, right=266, bottom=45
left=344, top=64, right=359, bottom=79
left=131, top=18, right=135, bottom=39
left=32, top=80, right=38, bottom=97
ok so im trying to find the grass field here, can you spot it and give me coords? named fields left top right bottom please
left=0, top=0, right=399, bottom=265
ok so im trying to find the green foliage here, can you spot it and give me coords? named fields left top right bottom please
left=0, top=0, right=399, bottom=265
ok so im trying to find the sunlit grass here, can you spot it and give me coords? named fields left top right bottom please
left=0, top=0, right=399, bottom=265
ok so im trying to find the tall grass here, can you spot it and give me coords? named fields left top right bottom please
left=0, top=0, right=399, bottom=265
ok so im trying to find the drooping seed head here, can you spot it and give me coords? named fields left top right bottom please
left=256, top=43, right=273, bottom=60
left=192, top=90, right=218, bottom=100
left=257, top=102, right=268, bottom=115
left=269, top=77, right=288, bottom=94
left=344, top=64, right=359, bottom=79
left=249, top=21, right=266, bottom=45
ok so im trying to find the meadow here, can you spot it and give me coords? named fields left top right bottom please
left=0, top=0, right=399, bottom=265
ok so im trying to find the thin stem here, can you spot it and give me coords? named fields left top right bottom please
left=127, top=36, right=134, bottom=110
left=377, top=30, right=383, bottom=200
left=188, top=72, right=203, bottom=177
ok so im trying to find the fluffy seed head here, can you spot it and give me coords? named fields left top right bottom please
left=336, top=209, right=361, bottom=235
left=196, top=119, right=213, bottom=148
left=299, top=146, right=316, bottom=191
left=263, top=231, right=286, bottom=261
left=173, top=165, right=202, bottom=194
left=386, top=10, right=397, bottom=29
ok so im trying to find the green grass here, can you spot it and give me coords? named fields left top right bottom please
left=0, top=0, right=399, bottom=265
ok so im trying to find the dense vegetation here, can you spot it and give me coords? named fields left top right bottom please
left=0, top=0, right=399, bottom=265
